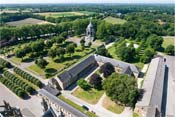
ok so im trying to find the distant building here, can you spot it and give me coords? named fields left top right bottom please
left=135, top=57, right=165, bottom=117
left=54, top=54, right=140, bottom=90
left=85, top=20, right=95, bottom=46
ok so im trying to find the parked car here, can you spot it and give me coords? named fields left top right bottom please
left=82, top=105, right=89, bottom=111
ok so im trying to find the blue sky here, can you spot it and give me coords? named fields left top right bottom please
left=0, top=0, right=173, bottom=4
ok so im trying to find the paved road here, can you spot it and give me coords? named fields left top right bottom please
left=0, top=83, right=43, bottom=117
left=62, top=91, right=132, bottom=117
left=163, top=55, right=175, bottom=116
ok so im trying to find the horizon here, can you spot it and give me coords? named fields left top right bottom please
left=0, top=0, right=174, bottom=4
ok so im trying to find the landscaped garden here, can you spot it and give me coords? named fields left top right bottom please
left=102, top=96, right=124, bottom=114
left=72, top=87, right=104, bottom=104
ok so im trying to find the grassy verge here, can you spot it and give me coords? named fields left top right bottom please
left=102, top=96, right=124, bottom=114
left=72, top=87, right=104, bottom=104
left=58, top=95, right=97, bottom=117
left=162, top=36, right=175, bottom=48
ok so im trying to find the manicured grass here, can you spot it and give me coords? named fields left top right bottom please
left=104, top=16, right=126, bottom=25
left=27, top=64, right=45, bottom=76
left=162, top=36, right=175, bottom=48
left=108, top=46, right=120, bottom=60
left=58, top=95, right=97, bottom=117
left=72, top=87, right=104, bottom=104
left=102, top=96, right=124, bottom=114
left=133, top=112, right=139, bottom=117
left=9, top=57, right=22, bottom=65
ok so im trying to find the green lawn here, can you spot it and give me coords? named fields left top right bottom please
left=104, top=16, right=126, bottom=25
left=36, top=11, right=95, bottom=18
left=162, top=36, right=175, bottom=48
left=27, top=64, right=45, bottom=76
left=102, top=96, right=124, bottom=114
left=133, top=112, right=139, bottom=117
left=58, top=95, right=97, bottom=117
left=9, top=56, right=22, bottom=65
left=72, top=87, right=104, bottom=104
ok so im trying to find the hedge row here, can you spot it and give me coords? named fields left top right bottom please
left=0, top=58, right=12, bottom=68
left=3, top=70, right=34, bottom=94
left=14, top=67, right=43, bottom=88
left=0, top=75, right=26, bottom=98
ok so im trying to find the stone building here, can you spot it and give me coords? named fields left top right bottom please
left=135, top=57, right=165, bottom=117
left=38, top=89, right=88, bottom=117
left=54, top=54, right=140, bottom=90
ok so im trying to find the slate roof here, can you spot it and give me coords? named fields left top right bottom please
left=57, top=54, right=140, bottom=88
left=43, top=85, right=60, bottom=96
left=38, top=89, right=88, bottom=117
left=136, top=57, right=165, bottom=112
left=94, top=54, right=140, bottom=73
left=42, top=107, right=57, bottom=117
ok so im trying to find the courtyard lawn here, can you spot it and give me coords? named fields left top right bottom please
left=58, top=95, right=97, bottom=117
left=102, top=96, right=124, bottom=114
left=72, top=87, right=104, bottom=104
left=162, top=36, right=175, bottom=48
left=104, top=16, right=126, bottom=25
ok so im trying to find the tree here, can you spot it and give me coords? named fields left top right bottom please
left=15, top=49, right=26, bottom=60
left=56, top=47, right=65, bottom=57
left=165, top=45, right=175, bottom=55
left=35, top=57, right=48, bottom=69
left=80, top=38, right=85, bottom=50
left=48, top=49, right=57, bottom=58
left=103, top=73, right=138, bottom=107
left=77, top=79, right=91, bottom=90
left=89, top=73, right=102, bottom=89
left=99, top=62, right=115, bottom=78
left=146, top=34, right=163, bottom=50
left=66, top=43, right=75, bottom=56
left=95, top=45, right=111, bottom=57
left=140, top=48, right=155, bottom=63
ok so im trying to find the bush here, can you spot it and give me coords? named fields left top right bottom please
left=77, top=79, right=91, bottom=90
left=99, top=62, right=115, bottom=78
left=0, top=58, right=12, bottom=68
left=89, top=73, right=102, bottom=89
left=165, top=45, right=175, bottom=56
left=0, top=75, right=26, bottom=98
left=3, top=70, right=34, bottom=94
left=14, top=67, right=43, bottom=88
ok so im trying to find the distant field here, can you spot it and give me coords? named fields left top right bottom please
left=104, top=16, right=126, bottom=24
left=35, top=11, right=95, bottom=17
left=6, top=18, right=54, bottom=27
left=162, top=36, right=175, bottom=48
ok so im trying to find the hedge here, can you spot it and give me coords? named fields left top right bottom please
left=14, top=67, right=43, bottom=88
left=3, top=70, right=34, bottom=94
left=0, top=58, right=12, bottom=68
left=0, top=75, right=26, bottom=98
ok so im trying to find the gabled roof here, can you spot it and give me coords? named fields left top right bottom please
left=122, top=66, right=132, bottom=75
left=42, top=107, right=57, bottom=117
left=136, top=57, right=165, bottom=112
left=39, top=89, right=88, bottom=117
